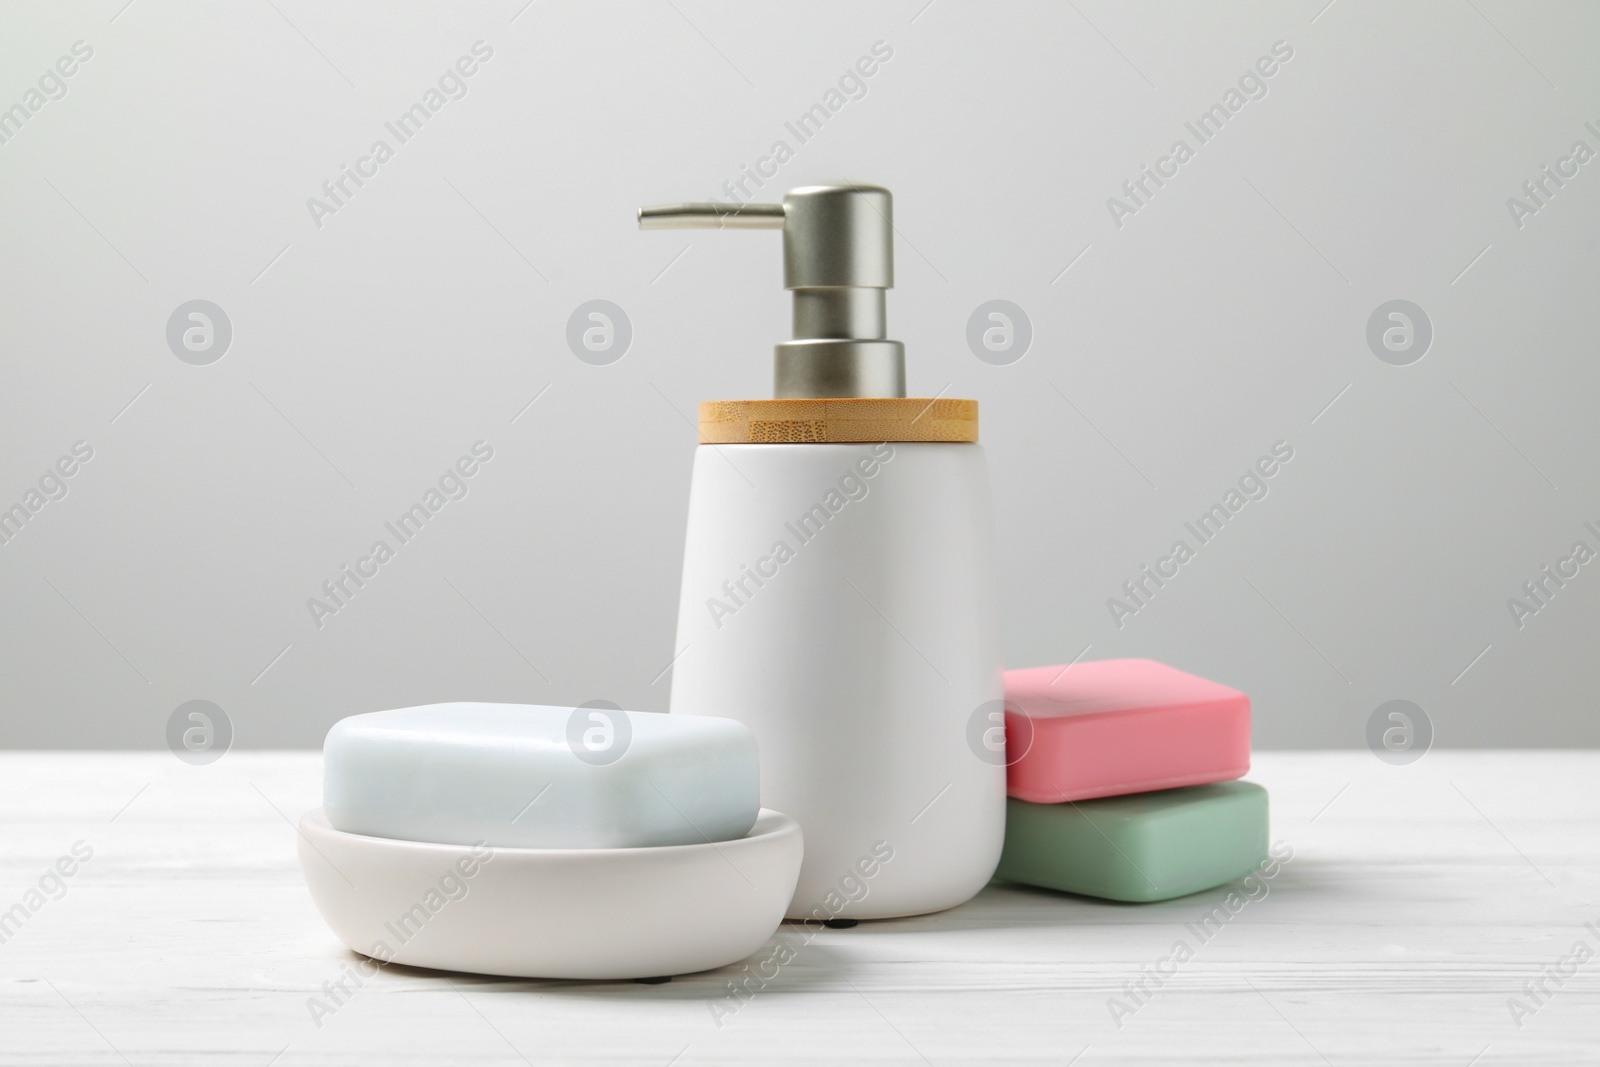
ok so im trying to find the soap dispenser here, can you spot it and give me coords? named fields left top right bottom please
left=641, top=184, right=1003, bottom=919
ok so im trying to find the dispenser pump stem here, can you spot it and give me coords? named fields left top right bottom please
left=637, top=184, right=905, bottom=399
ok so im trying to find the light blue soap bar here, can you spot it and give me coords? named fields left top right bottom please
left=323, top=703, right=759, bottom=849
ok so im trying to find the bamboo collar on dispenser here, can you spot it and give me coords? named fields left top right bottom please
left=637, top=183, right=977, bottom=445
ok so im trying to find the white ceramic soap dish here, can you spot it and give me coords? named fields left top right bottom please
left=298, top=808, right=803, bottom=980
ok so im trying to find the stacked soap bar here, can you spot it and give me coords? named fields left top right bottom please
left=324, top=702, right=760, bottom=849
left=996, top=659, right=1266, bottom=902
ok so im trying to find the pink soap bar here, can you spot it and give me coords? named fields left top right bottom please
left=1004, top=659, right=1250, bottom=803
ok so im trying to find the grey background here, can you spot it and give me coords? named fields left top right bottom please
left=1, top=1, right=1596, bottom=750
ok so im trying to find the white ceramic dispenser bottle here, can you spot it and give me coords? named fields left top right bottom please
left=641, top=184, right=1003, bottom=920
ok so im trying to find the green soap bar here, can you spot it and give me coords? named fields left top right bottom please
left=997, top=781, right=1268, bottom=903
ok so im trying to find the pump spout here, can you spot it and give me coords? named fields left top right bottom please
left=637, top=203, right=785, bottom=229
left=636, top=183, right=906, bottom=400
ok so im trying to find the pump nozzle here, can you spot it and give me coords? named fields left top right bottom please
left=637, top=203, right=785, bottom=229
left=636, top=183, right=905, bottom=399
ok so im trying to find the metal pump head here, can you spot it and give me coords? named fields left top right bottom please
left=637, top=183, right=905, bottom=399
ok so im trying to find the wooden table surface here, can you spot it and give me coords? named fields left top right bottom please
left=0, top=751, right=1595, bottom=1065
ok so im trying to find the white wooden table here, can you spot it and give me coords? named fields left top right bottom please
left=1, top=751, right=1595, bottom=1065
